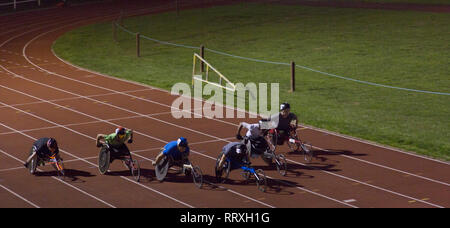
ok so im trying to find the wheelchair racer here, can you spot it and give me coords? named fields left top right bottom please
left=152, top=137, right=191, bottom=174
left=262, top=102, right=298, bottom=146
left=236, top=121, right=271, bottom=161
left=96, top=126, right=133, bottom=165
left=24, top=138, right=60, bottom=173
left=216, top=142, right=250, bottom=176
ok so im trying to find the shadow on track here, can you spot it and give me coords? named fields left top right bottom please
left=34, top=169, right=95, bottom=182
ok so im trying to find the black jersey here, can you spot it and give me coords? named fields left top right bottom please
left=33, top=138, right=59, bottom=158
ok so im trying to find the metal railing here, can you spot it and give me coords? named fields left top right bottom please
left=0, top=0, right=41, bottom=10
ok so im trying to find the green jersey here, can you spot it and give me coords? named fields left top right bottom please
left=105, top=130, right=132, bottom=147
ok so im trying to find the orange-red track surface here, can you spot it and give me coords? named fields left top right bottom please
left=0, top=0, right=448, bottom=208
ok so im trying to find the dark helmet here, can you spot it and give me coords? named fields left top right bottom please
left=280, top=102, right=290, bottom=111
left=177, top=137, right=188, bottom=147
left=47, top=138, right=58, bottom=149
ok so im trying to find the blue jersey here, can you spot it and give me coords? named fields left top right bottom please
left=162, top=141, right=190, bottom=161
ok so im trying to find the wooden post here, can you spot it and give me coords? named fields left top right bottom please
left=136, top=33, right=140, bottom=57
left=290, top=61, right=295, bottom=92
left=200, top=44, right=205, bottom=72
left=119, top=10, right=124, bottom=26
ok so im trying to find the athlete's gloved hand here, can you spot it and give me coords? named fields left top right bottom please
left=236, top=134, right=243, bottom=140
left=128, top=139, right=133, bottom=144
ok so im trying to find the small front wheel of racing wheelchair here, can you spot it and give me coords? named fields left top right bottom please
left=215, top=151, right=231, bottom=183
left=49, top=156, right=65, bottom=181
left=254, top=169, right=267, bottom=193
left=300, top=142, right=313, bottom=163
left=98, top=144, right=111, bottom=175
left=123, top=158, right=140, bottom=182
left=275, top=154, right=287, bottom=176
left=191, top=165, right=203, bottom=189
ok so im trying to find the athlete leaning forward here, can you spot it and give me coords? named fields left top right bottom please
left=24, top=137, right=65, bottom=179
left=96, top=126, right=140, bottom=182
left=152, top=137, right=203, bottom=188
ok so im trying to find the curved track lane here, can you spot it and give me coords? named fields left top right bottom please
left=0, top=0, right=449, bottom=208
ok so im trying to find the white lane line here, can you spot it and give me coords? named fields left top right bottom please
left=0, top=137, right=237, bottom=173
left=8, top=4, right=446, bottom=207
left=343, top=199, right=356, bottom=203
left=0, top=183, right=40, bottom=208
left=49, top=43, right=450, bottom=187
left=3, top=54, right=439, bottom=208
left=0, top=88, right=153, bottom=109
left=283, top=156, right=445, bottom=208
left=0, top=104, right=195, bottom=208
left=0, top=147, right=115, bottom=208
left=0, top=83, right=350, bottom=208
left=0, top=107, right=204, bottom=136
left=303, top=125, right=450, bottom=165
left=0, top=92, right=265, bottom=207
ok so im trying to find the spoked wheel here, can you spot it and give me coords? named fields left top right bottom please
left=192, top=165, right=203, bottom=189
left=300, top=143, right=313, bottom=163
left=275, top=154, right=287, bottom=176
left=254, top=169, right=267, bottom=193
left=98, top=146, right=110, bottom=175
left=215, top=152, right=230, bottom=183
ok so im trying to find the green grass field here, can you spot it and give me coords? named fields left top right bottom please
left=53, top=2, right=450, bottom=160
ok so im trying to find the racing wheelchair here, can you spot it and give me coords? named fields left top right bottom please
left=214, top=151, right=267, bottom=192
left=244, top=136, right=288, bottom=176
left=27, top=148, right=65, bottom=180
left=154, top=155, right=203, bottom=189
left=264, top=128, right=313, bottom=163
left=98, top=143, right=140, bottom=182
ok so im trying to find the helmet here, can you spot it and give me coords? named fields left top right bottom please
left=177, top=137, right=188, bottom=147
left=115, top=127, right=126, bottom=135
left=280, top=102, right=290, bottom=111
left=47, top=138, right=58, bottom=149
left=115, top=127, right=126, bottom=140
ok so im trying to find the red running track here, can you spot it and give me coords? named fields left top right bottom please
left=0, top=0, right=449, bottom=208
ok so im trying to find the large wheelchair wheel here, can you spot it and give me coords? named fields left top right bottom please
left=98, top=146, right=110, bottom=175
left=215, top=152, right=230, bottom=183
left=155, top=156, right=169, bottom=181
left=28, top=155, right=38, bottom=175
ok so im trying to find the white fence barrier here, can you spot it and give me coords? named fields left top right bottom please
left=0, top=0, right=41, bottom=10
